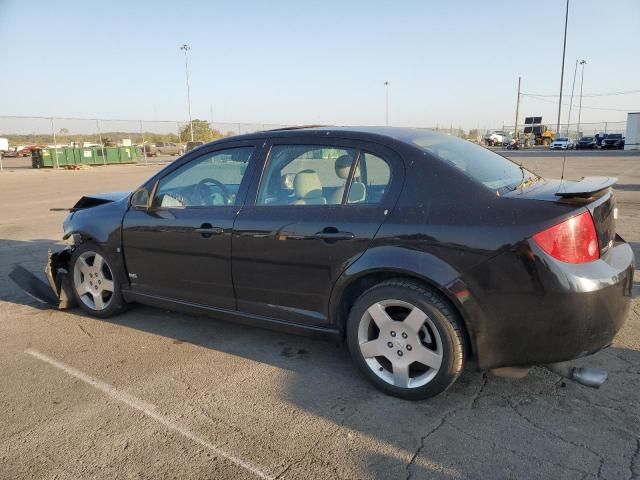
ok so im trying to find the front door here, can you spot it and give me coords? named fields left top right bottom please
left=232, top=139, right=402, bottom=327
left=122, top=142, right=258, bottom=308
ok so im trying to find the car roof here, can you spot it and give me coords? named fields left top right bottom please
left=206, top=125, right=442, bottom=147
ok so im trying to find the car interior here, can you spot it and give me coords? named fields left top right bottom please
left=154, top=147, right=252, bottom=207
left=259, top=146, right=388, bottom=206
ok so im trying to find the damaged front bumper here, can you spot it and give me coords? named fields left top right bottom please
left=45, top=248, right=77, bottom=309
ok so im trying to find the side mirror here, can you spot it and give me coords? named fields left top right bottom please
left=130, top=187, right=150, bottom=209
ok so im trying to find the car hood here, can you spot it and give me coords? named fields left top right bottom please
left=71, top=191, right=131, bottom=211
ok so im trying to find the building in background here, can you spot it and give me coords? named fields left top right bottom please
left=625, top=112, right=639, bottom=151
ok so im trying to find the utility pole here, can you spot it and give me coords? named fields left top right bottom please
left=556, top=0, right=570, bottom=136
left=384, top=81, right=389, bottom=126
left=514, top=76, right=521, bottom=140
left=577, top=60, right=587, bottom=137
left=180, top=44, right=194, bottom=141
left=50, top=118, right=59, bottom=169
left=567, top=59, right=578, bottom=136
left=96, top=120, right=106, bottom=165
left=140, top=120, right=147, bottom=166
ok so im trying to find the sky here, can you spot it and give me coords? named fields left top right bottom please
left=0, top=0, right=639, bottom=132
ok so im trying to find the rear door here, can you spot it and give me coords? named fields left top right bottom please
left=231, top=137, right=404, bottom=327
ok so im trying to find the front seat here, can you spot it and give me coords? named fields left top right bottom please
left=291, top=170, right=326, bottom=205
left=330, top=155, right=366, bottom=204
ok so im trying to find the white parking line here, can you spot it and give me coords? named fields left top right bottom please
left=25, top=349, right=274, bottom=480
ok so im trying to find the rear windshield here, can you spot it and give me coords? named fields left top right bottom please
left=581, top=137, right=594, bottom=141
left=608, top=134, right=622, bottom=139
left=408, top=132, right=533, bottom=193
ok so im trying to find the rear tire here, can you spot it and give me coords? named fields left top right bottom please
left=347, top=279, right=466, bottom=400
left=70, top=242, right=128, bottom=318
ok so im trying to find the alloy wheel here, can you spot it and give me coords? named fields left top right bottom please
left=357, top=299, right=443, bottom=389
left=73, top=251, right=115, bottom=311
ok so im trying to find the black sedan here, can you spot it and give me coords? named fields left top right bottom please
left=576, top=136, right=597, bottom=149
left=46, top=127, right=634, bottom=400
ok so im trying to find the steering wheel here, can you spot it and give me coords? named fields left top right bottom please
left=193, top=178, right=232, bottom=206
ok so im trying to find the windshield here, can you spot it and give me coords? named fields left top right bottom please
left=608, top=134, right=622, bottom=139
left=556, top=138, right=568, bottom=142
left=581, top=137, right=594, bottom=141
left=408, top=131, right=535, bottom=193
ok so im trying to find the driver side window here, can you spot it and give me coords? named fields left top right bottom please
left=154, top=146, right=253, bottom=208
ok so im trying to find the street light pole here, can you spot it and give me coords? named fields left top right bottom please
left=556, top=0, right=570, bottom=136
left=384, top=81, right=389, bottom=126
left=577, top=60, right=587, bottom=137
left=514, top=76, right=521, bottom=140
left=180, top=44, right=194, bottom=141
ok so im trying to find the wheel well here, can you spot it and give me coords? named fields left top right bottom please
left=335, top=272, right=474, bottom=357
left=63, top=232, right=94, bottom=246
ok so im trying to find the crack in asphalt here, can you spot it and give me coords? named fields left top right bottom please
left=470, top=372, right=489, bottom=410
left=505, top=396, right=606, bottom=478
left=446, top=418, right=591, bottom=478
left=630, top=438, right=640, bottom=480
left=406, top=376, right=489, bottom=480
left=404, top=410, right=456, bottom=480
left=403, top=368, right=639, bottom=480
left=77, top=324, right=93, bottom=338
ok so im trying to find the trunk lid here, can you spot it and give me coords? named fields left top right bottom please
left=504, top=177, right=617, bottom=256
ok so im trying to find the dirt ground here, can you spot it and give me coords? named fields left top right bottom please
left=1, top=149, right=639, bottom=480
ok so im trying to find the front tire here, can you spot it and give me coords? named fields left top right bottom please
left=347, top=280, right=466, bottom=400
left=70, top=242, right=127, bottom=318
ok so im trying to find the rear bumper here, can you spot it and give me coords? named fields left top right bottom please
left=461, top=238, right=634, bottom=370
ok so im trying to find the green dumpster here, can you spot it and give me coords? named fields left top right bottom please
left=33, top=148, right=65, bottom=168
left=66, top=147, right=82, bottom=165
left=104, top=147, right=119, bottom=164
left=31, top=146, right=140, bottom=168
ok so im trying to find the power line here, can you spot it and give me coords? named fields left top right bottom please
left=521, top=94, right=638, bottom=112
left=522, top=89, right=640, bottom=98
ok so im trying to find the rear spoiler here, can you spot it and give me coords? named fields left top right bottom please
left=555, top=176, right=618, bottom=198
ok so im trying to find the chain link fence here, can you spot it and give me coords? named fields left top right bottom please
left=0, top=115, right=288, bottom=151
left=489, top=120, right=627, bottom=139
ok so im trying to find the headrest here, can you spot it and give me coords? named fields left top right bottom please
left=334, top=155, right=354, bottom=179
left=294, top=170, right=323, bottom=199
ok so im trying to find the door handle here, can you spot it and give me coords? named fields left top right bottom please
left=314, top=228, right=355, bottom=241
left=195, top=223, right=224, bottom=237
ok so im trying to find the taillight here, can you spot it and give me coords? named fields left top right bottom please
left=532, top=211, right=599, bottom=263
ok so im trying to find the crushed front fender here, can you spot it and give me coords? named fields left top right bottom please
left=45, top=248, right=77, bottom=309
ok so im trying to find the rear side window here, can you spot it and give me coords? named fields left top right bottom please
left=257, top=145, right=393, bottom=206
left=410, top=132, right=530, bottom=193
left=348, top=152, right=391, bottom=204
left=257, top=145, right=357, bottom=205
